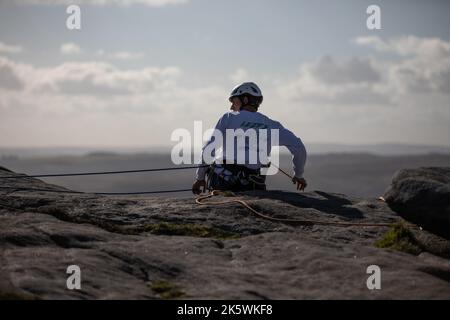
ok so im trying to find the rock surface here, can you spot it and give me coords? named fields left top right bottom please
left=384, top=167, right=450, bottom=239
left=1, top=165, right=450, bottom=299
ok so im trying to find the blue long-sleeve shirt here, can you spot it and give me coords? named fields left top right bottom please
left=196, top=110, right=307, bottom=180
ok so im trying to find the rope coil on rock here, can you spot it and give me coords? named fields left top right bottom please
left=196, top=190, right=393, bottom=227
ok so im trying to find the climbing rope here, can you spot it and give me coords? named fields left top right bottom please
left=0, top=165, right=206, bottom=195
left=0, top=186, right=192, bottom=195
left=271, top=162, right=294, bottom=180
left=0, top=165, right=208, bottom=179
left=195, top=190, right=394, bottom=227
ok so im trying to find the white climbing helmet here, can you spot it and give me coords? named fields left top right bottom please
left=229, top=82, right=263, bottom=102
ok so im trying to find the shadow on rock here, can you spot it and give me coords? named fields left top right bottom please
left=240, top=189, right=365, bottom=220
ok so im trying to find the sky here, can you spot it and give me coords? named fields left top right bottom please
left=0, top=0, right=449, bottom=149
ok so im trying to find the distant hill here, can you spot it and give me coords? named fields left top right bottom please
left=306, top=143, right=450, bottom=155
left=1, top=143, right=450, bottom=159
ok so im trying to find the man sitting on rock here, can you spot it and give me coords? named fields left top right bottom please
left=192, top=82, right=307, bottom=194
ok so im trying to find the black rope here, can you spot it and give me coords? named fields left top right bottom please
left=0, top=165, right=208, bottom=179
left=0, top=186, right=192, bottom=195
left=0, top=165, right=208, bottom=195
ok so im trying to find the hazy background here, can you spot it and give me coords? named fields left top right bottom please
left=0, top=0, right=449, bottom=197
left=2, top=148, right=450, bottom=198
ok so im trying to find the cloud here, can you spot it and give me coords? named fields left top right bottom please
left=60, top=43, right=82, bottom=55
left=279, top=36, right=450, bottom=107
left=31, top=61, right=182, bottom=96
left=0, top=54, right=185, bottom=100
left=0, top=54, right=223, bottom=114
left=96, top=50, right=144, bottom=60
left=0, top=56, right=24, bottom=90
left=0, top=42, right=23, bottom=54
left=109, top=51, right=144, bottom=60
left=356, top=35, right=450, bottom=95
left=0, top=54, right=227, bottom=147
left=310, top=56, right=380, bottom=85
left=60, top=47, right=144, bottom=60
left=355, top=35, right=450, bottom=59
left=229, top=68, right=249, bottom=84
left=9, top=0, right=188, bottom=7
left=279, top=55, right=389, bottom=106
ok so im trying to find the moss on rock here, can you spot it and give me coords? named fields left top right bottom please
left=150, top=280, right=185, bottom=299
left=375, top=222, right=422, bottom=255
left=139, top=222, right=240, bottom=239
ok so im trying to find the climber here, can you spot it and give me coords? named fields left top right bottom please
left=192, top=82, right=307, bottom=194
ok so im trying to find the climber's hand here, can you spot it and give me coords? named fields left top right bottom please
left=192, top=180, right=207, bottom=195
left=292, top=177, right=307, bottom=191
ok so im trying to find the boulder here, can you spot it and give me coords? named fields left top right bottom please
left=384, top=167, right=450, bottom=239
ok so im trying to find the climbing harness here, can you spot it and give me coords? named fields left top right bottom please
left=206, top=163, right=266, bottom=192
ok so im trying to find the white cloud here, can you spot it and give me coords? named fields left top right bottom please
left=354, top=36, right=385, bottom=50
left=229, top=68, right=249, bottom=84
left=10, top=0, right=188, bottom=7
left=0, top=53, right=226, bottom=117
left=0, top=42, right=22, bottom=54
left=278, top=55, right=389, bottom=106
left=0, top=56, right=24, bottom=90
left=60, top=43, right=82, bottom=55
left=0, top=53, right=227, bottom=147
left=356, top=35, right=450, bottom=95
left=110, top=51, right=144, bottom=60
left=32, top=61, right=181, bottom=96
left=97, top=50, right=144, bottom=60
left=355, top=35, right=450, bottom=59
left=279, top=36, right=450, bottom=108
left=0, top=54, right=184, bottom=97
